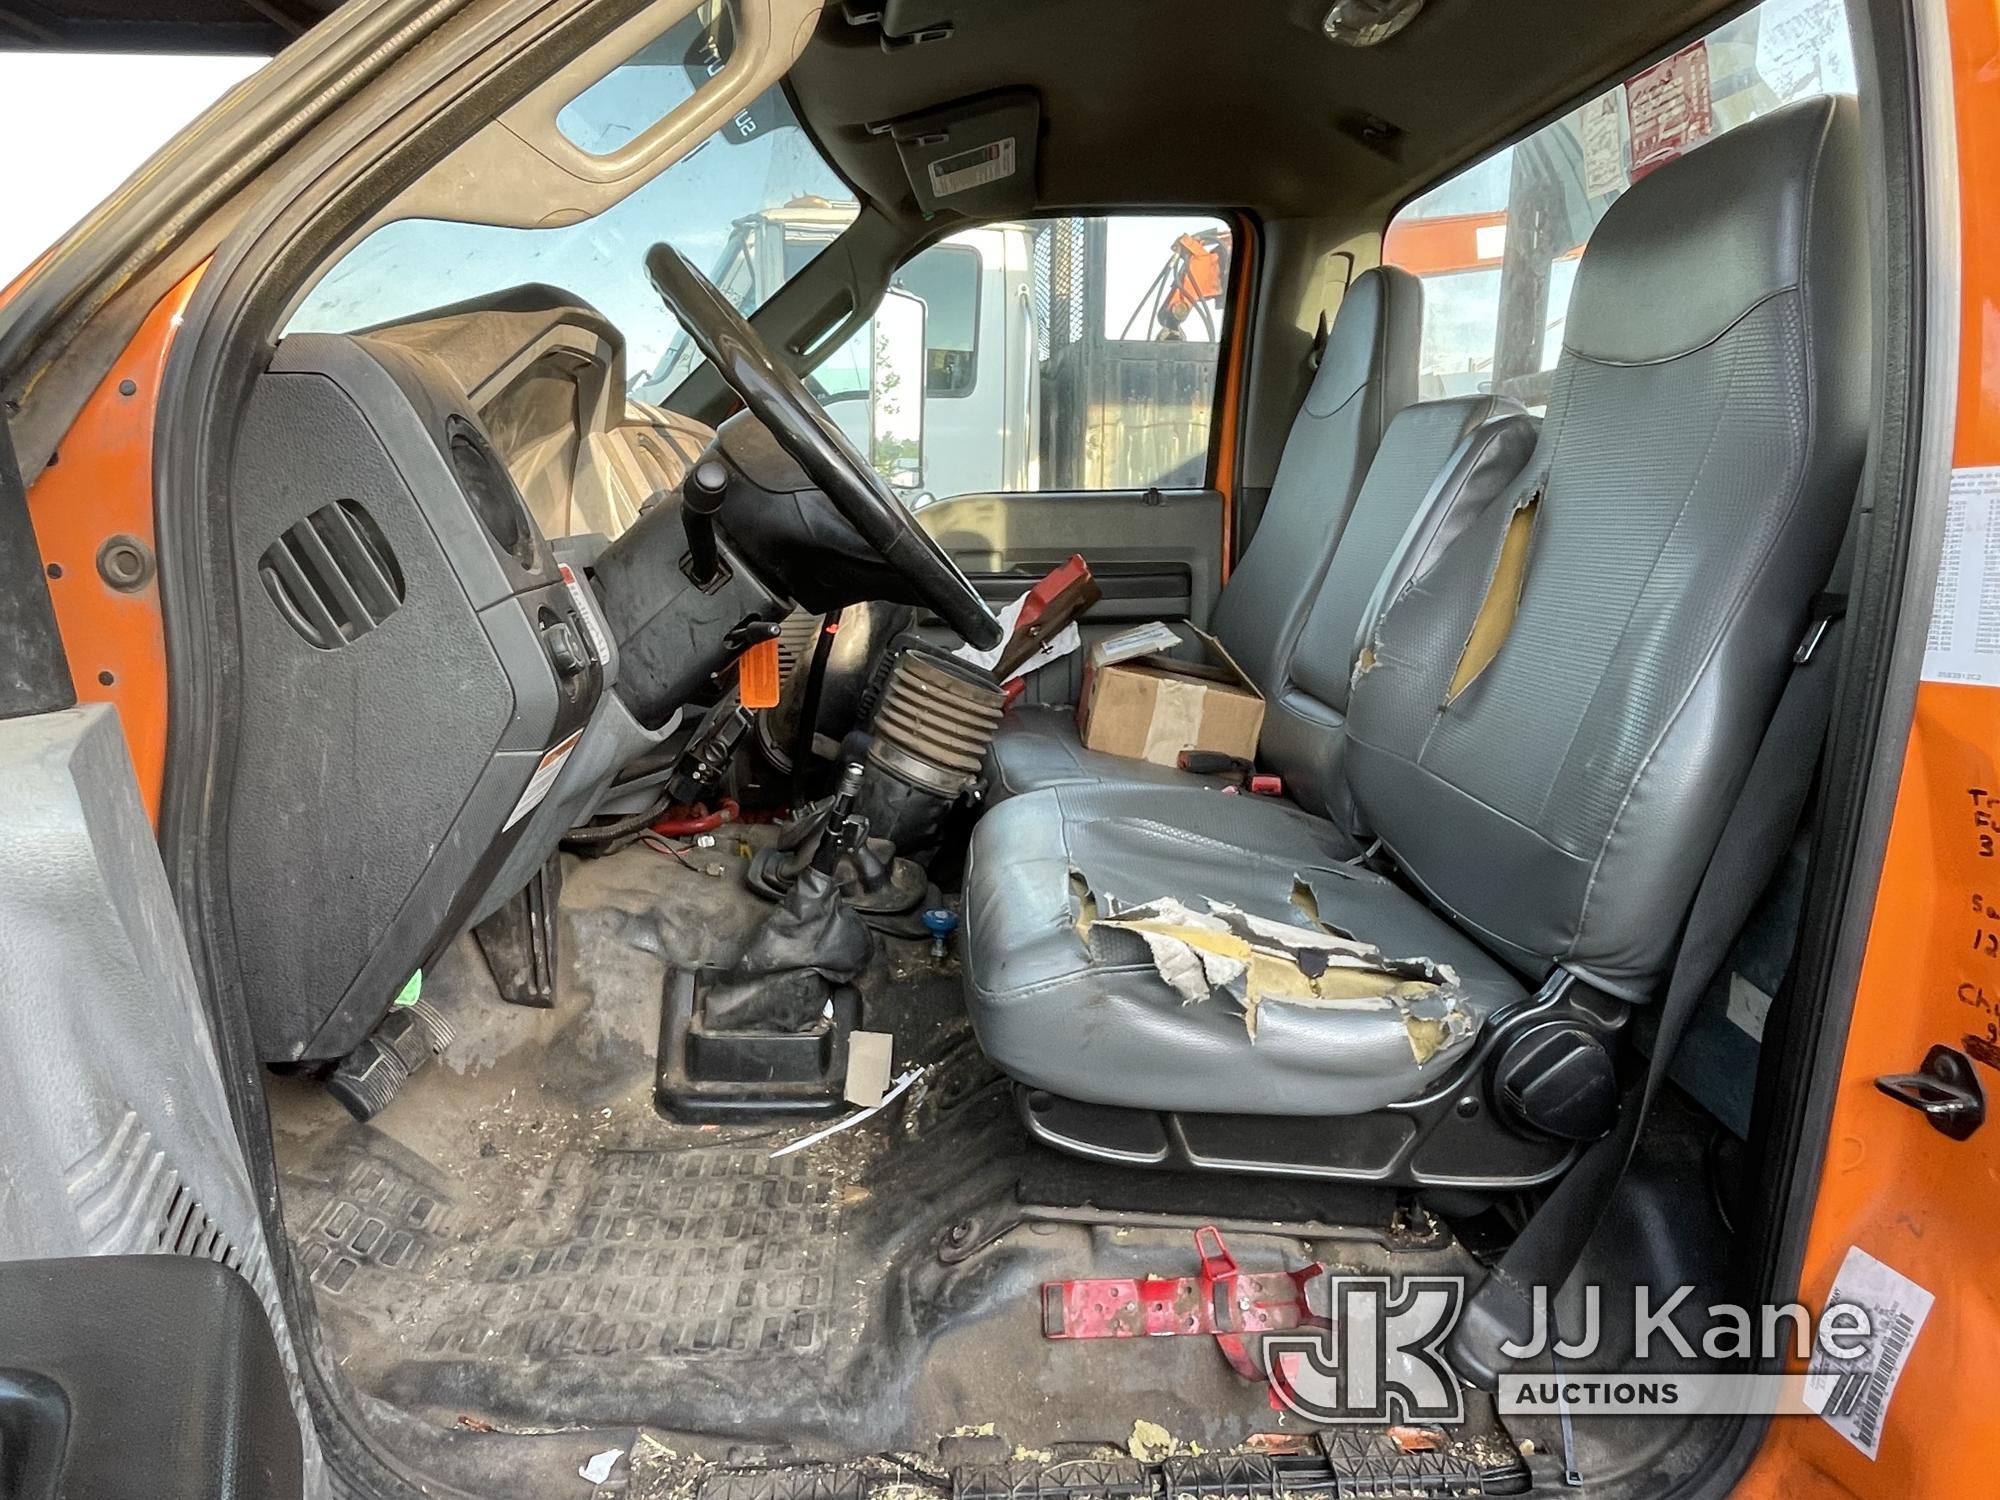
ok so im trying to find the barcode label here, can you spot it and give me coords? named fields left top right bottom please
left=928, top=138, right=1016, bottom=198
left=1803, top=1246, right=1933, bottom=1459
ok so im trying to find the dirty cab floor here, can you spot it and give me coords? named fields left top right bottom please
left=269, top=829, right=1529, bottom=1495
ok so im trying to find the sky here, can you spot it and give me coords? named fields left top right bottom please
left=0, top=51, right=263, bottom=284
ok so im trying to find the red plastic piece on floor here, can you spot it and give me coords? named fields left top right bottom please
left=1040, top=1225, right=1325, bottom=1384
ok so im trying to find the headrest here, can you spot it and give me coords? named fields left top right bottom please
left=1565, top=94, right=1862, bottom=363
left=1303, top=264, right=1422, bottom=418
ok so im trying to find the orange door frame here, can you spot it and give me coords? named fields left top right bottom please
left=1736, top=0, right=2000, bottom=1492
left=20, top=266, right=204, bottom=827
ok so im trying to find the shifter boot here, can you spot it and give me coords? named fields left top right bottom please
left=704, top=865, right=872, bottom=1031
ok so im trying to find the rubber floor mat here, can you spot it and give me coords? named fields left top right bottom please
left=272, top=841, right=1529, bottom=1483
left=296, top=1139, right=840, bottom=1364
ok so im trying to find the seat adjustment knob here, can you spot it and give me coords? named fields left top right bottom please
left=1491, top=1022, right=1619, bottom=1141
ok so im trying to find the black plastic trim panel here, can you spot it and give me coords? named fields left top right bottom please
left=0, top=1256, right=303, bottom=1500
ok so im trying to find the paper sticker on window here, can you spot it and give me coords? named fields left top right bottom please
left=1579, top=91, right=1627, bottom=199
left=1803, top=1245, right=1933, bottom=1459
left=1725, top=971, right=1773, bottom=1042
left=928, top=138, right=1016, bottom=198
left=504, top=729, right=584, bottom=830
left=1626, top=41, right=1713, bottom=177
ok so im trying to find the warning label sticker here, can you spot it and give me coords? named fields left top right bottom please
left=1922, top=467, right=2000, bottom=686
left=928, top=138, right=1016, bottom=199
left=504, top=728, right=584, bottom=831
left=1803, top=1245, right=1934, bottom=1459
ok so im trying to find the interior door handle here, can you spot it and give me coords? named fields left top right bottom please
left=1874, top=1044, right=1986, bottom=1140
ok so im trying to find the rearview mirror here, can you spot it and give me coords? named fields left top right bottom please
left=871, top=287, right=927, bottom=492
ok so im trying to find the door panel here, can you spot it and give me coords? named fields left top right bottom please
left=0, top=703, right=321, bottom=1493
left=917, top=487, right=1223, bottom=704
left=0, top=409, right=318, bottom=1492
left=969, top=561, right=1196, bottom=614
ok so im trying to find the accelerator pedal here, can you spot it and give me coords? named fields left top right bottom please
left=325, top=993, right=454, bottom=1121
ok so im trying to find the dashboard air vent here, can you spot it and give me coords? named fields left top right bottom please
left=446, top=414, right=539, bottom=569
left=259, top=499, right=404, bottom=649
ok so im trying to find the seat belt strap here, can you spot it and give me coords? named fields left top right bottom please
left=1448, top=592, right=1847, bottom=1387
left=1307, top=308, right=1330, bottom=372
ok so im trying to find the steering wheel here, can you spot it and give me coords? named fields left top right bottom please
left=647, top=243, right=1003, bottom=650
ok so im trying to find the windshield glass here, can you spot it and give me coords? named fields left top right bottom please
left=287, top=44, right=854, bottom=399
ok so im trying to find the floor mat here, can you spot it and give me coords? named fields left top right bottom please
left=297, top=1138, right=842, bottom=1365
left=272, top=835, right=1528, bottom=1490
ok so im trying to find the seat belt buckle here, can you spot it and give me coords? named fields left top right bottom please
left=1178, top=750, right=1252, bottom=779
left=1793, top=591, right=1847, bottom=665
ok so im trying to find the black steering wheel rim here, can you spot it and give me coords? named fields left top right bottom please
left=646, top=242, right=1003, bottom=651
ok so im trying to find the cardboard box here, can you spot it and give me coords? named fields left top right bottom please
left=1076, top=623, right=1265, bottom=769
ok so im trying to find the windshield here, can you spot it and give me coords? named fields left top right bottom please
left=631, top=200, right=856, bottom=401
left=287, top=24, right=855, bottom=401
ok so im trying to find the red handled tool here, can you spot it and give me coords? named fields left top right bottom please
left=992, top=554, right=1101, bottom=682
left=1176, top=751, right=1283, bottom=797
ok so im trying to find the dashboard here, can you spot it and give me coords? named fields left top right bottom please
left=223, top=282, right=939, bottom=1069
left=223, top=290, right=750, bottom=1066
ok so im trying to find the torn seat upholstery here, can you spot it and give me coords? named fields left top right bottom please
left=963, top=782, right=1526, bottom=1115
left=962, top=97, right=1869, bottom=1149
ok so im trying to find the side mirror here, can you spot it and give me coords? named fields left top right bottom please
left=870, top=287, right=927, bottom=491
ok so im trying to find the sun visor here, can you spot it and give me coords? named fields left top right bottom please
left=881, top=89, right=1040, bottom=218
left=873, top=0, right=960, bottom=43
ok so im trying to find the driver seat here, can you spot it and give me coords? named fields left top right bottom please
left=958, top=97, right=1868, bottom=1183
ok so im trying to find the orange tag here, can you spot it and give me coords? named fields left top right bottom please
left=738, top=636, right=781, bottom=709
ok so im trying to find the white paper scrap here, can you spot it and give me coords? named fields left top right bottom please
left=1922, top=466, right=2000, bottom=685
left=1725, top=972, right=1774, bottom=1043
left=579, top=1448, right=625, bottom=1485
left=953, top=588, right=1082, bottom=683
left=769, top=1067, right=923, bottom=1159
left=1093, top=620, right=1184, bottom=668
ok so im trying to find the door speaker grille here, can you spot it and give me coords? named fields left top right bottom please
left=259, top=499, right=403, bottom=649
